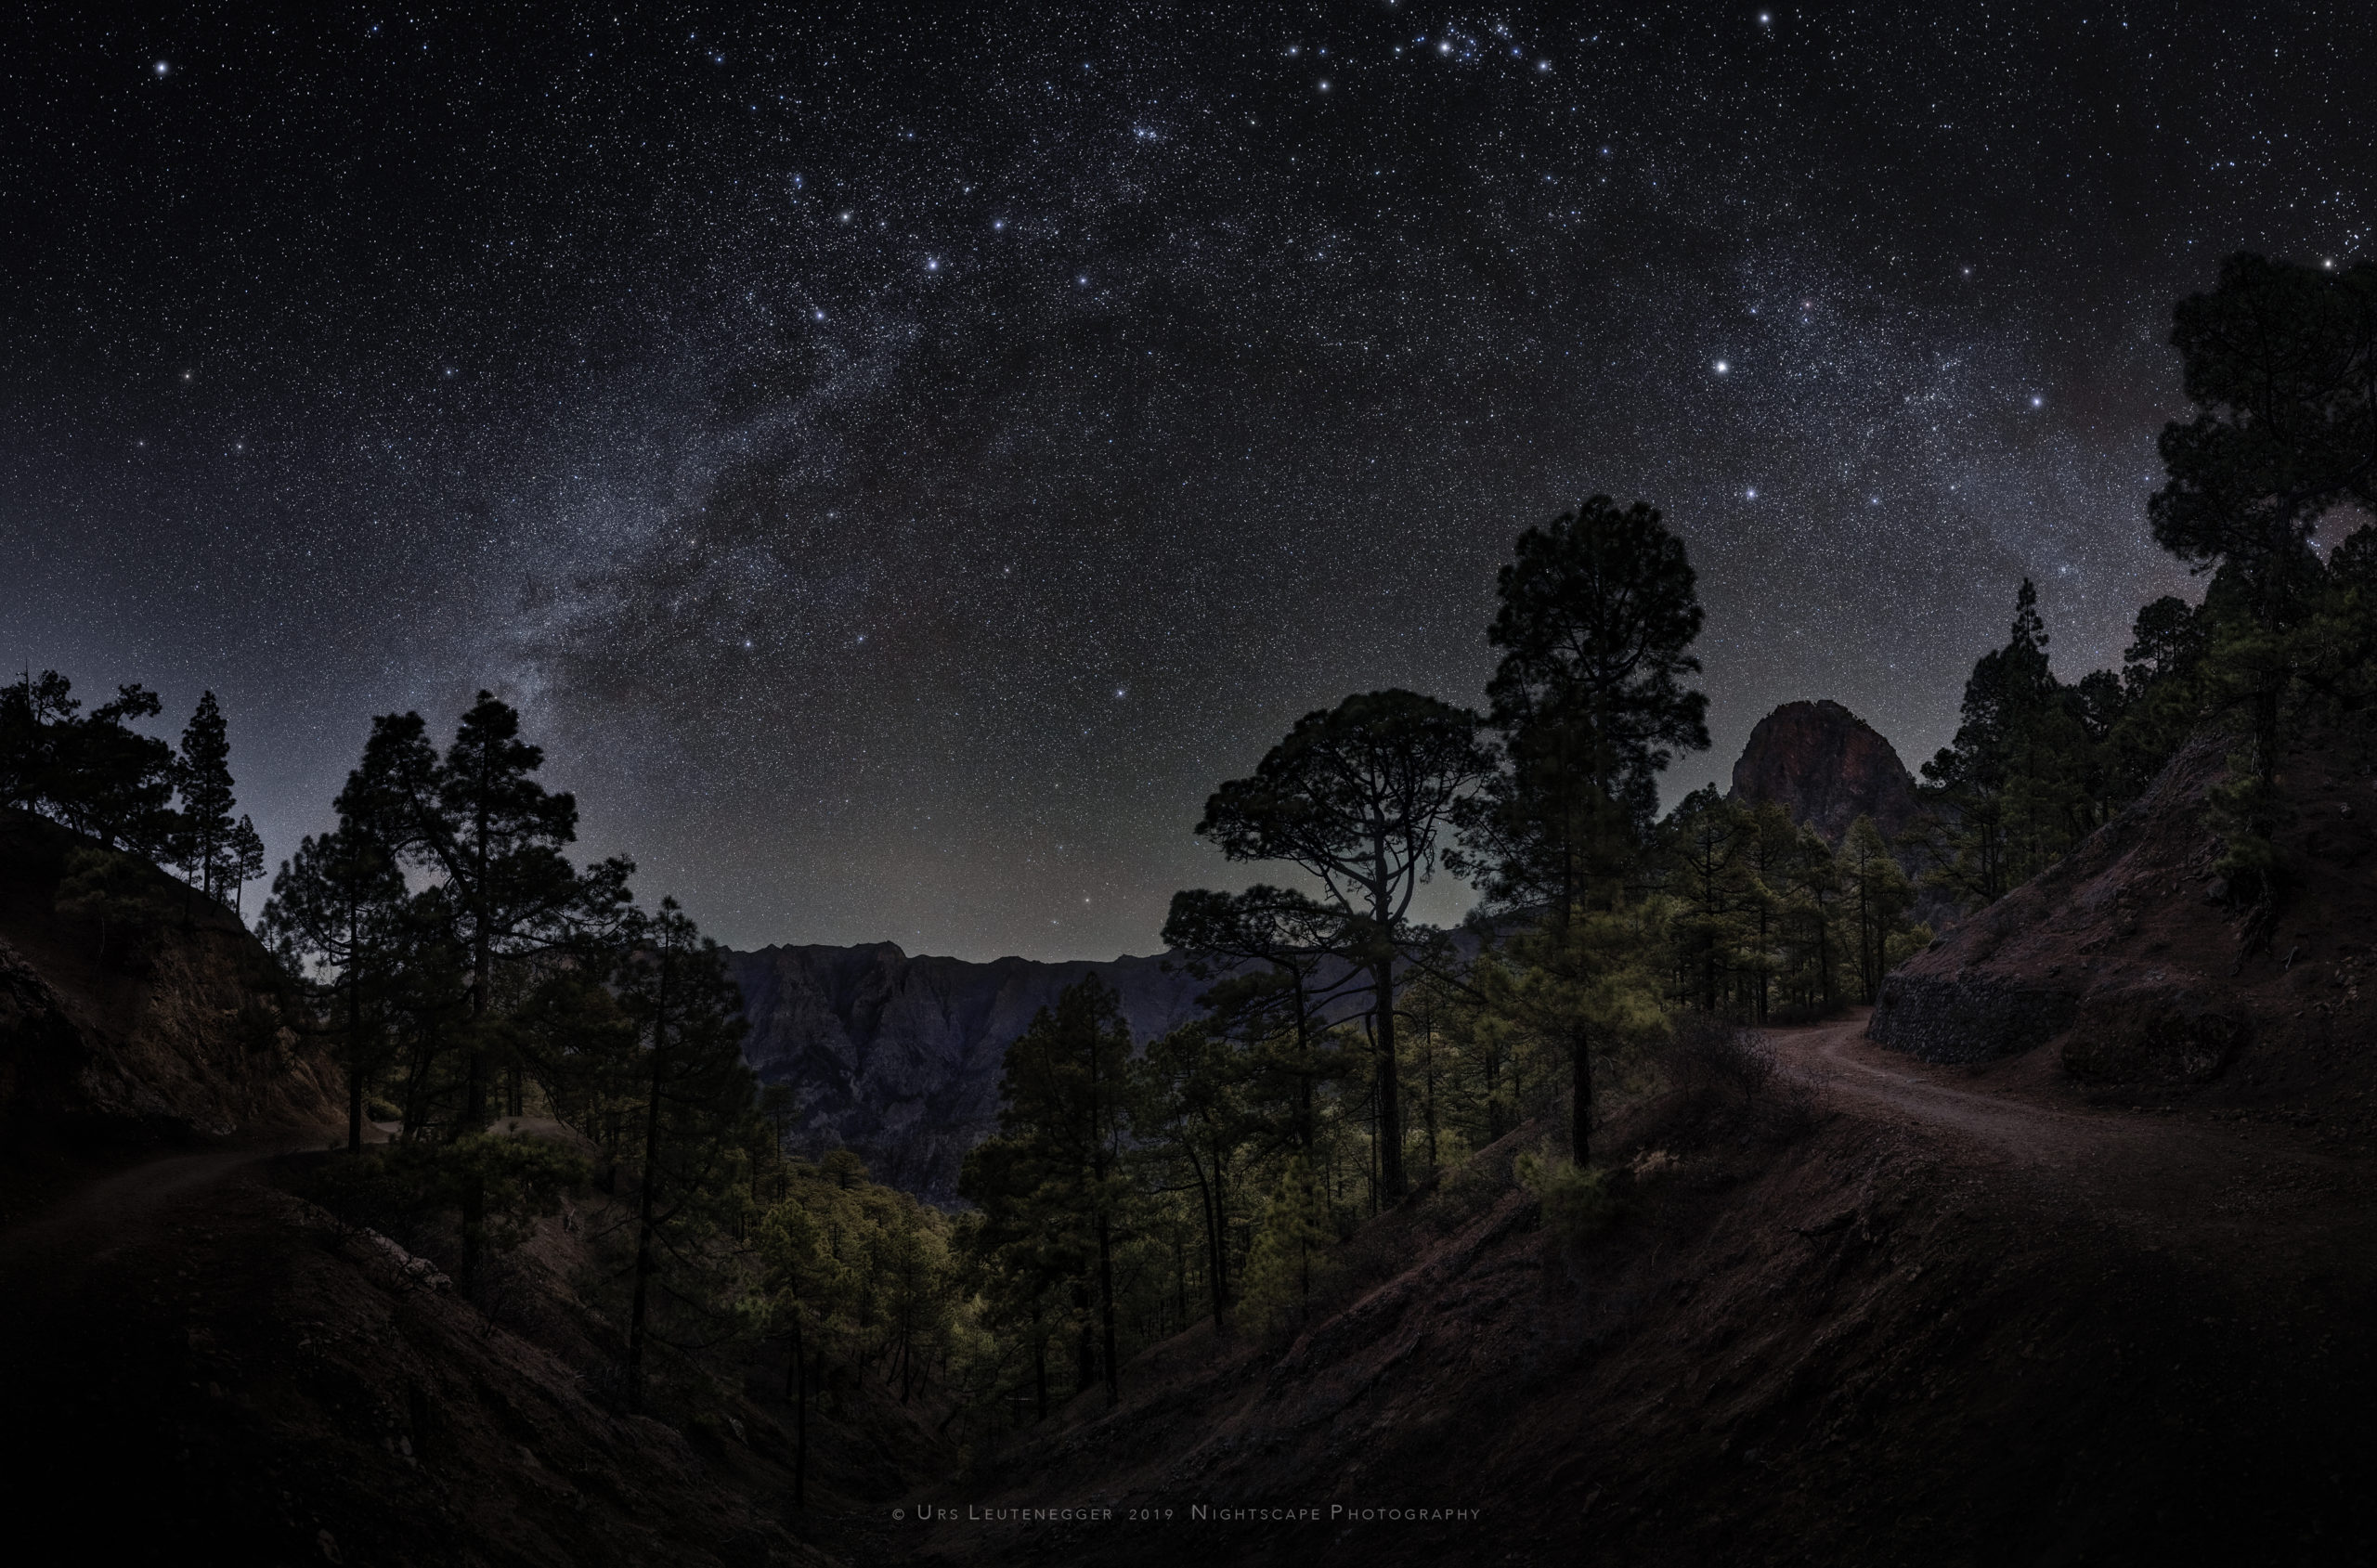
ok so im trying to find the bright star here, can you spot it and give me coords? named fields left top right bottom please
left=2031, top=395, right=2044, bottom=408
left=153, top=61, right=169, bottom=76
left=1746, top=486, right=1758, bottom=499
left=1713, top=360, right=1729, bottom=374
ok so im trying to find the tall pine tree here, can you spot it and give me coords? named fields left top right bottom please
left=1197, top=692, right=1489, bottom=1200
left=1457, top=497, right=1709, bottom=1163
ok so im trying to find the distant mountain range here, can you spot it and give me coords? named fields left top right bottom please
left=721, top=943, right=1216, bottom=1203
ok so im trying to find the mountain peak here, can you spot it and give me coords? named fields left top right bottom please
left=1728, top=698, right=1920, bottom=844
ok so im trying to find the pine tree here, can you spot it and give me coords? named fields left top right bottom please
left=609, top=898, right=757, bottom=1415
left=2, top=672, right=180, bottom=854
left=1198, top=692, right=1490, bottom=1199
left=1917, top=580, right=2102, bottom=906
left=226, top=815, right=266, bottom=918
left=2151, top=253, right=2377, bottom=782
left=345, top=693, right=634, bottom=1131
left=1839, top=816, right=1915, bottom=1004
left=175, top=691, right=238, bottom=901
left=1160, top=885, right=1359, bottom=1158
left=261, top=820, right=409, bottom=1151
left=1457, top=497, right=1710, bottom=1163
left=1236, top=1156, right=1336, bottom=1334
left=1129, top=1022, right=1254, bottom=1332
left=960, top=977, right=1137, bottom=1407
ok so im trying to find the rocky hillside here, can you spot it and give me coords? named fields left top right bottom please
left=1728, top=698, right=1922, bottom=845
left=0, top=809, right=340, bottom=1152
left=1869, top=726, right=2377, bottom=1115
left=726, top=943, right=1218, bottom=1202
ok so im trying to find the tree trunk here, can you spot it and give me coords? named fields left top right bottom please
left=1570, top=1021, right=1593, bottom=1166
left=784, top=1309, right=808, bottom=1508
left=1097, top=1212, right=1121, bottom=1408
left=625, top=1046, right=665, bottom=1414
left=1190, top=1156, right=1226, bottom=1331
left=2254, top=682, right=2282, bottom=786
left=1371, top=956, right=1405, bottom=1199
left=346, top=971, right=366, bottom=1155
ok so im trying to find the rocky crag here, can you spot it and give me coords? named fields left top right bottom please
left=1728, top=697, right=1923, bottom=845
left=725, top=943, right=1220, bottom=1202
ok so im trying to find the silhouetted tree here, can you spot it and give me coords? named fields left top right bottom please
left=0, top=670, right=179, bottom=853
left=610, top=898, right=758, bottom=1414
left=1161, top=885, right=1359, bottom=1157
left=961, top=977, right=1136, bottom=1406
left=1457, top=498, right=1709, bottom=1163
left=262, top=818, right=409, bottom=1152
left=2151, top=253, right=2377, bottom=781
left=1129, top=1021, right=1256, bottom=1332
left=1199, top=692, right=1491, bottom=1199
left=174, top=691, right=239, bottom=901
left=344, top=693, right=634, bottom=1130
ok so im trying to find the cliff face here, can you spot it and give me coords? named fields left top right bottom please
left=724, top=943, right=1216, bottom=1202
left=0, top=810, right=340, bottom=1147
left=1729, top=698, right=1922, bottom=845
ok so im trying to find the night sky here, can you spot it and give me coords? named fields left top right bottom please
left=5, top=5, right=2370, bottom=960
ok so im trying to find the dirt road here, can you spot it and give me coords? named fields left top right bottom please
left=1766, top=1008, right=2376, bottom=1255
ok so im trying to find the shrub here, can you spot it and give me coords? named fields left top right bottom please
left=300, top=1134, right=588, bottom=1257
left=1513, top=1145, right=1617, bottom=1244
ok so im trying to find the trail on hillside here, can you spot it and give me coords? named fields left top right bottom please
left=1771, top=1012, right=2124, bottom=1165
left=1768, top=1010, right=2373, bottom=1254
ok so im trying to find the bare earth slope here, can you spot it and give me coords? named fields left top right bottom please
left=0, top=809, right=341, bottom=1155
left=913, top=1012, right=2377, bottom=1568
left=0, top=1133, right=851, bottom=1568
left=0, top=822, right=954, bottom=1567
left=1871, top=729, right=2377, bottom=1129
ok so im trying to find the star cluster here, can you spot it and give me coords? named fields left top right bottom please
left=3, top=5, right=2370, bottom=957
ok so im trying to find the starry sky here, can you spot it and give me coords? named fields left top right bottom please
left=4, top=4, right=2371, bottom=961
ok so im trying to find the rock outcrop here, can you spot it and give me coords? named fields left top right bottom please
left=1729, top=698, right=1922, bottom=845
left=0, top=810, right=340, bottom=1147
left=725, top=943, right=1216, bottom=1202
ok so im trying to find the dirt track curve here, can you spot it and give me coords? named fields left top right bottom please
left=1767, top=1009, right=2376, bottom=1256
